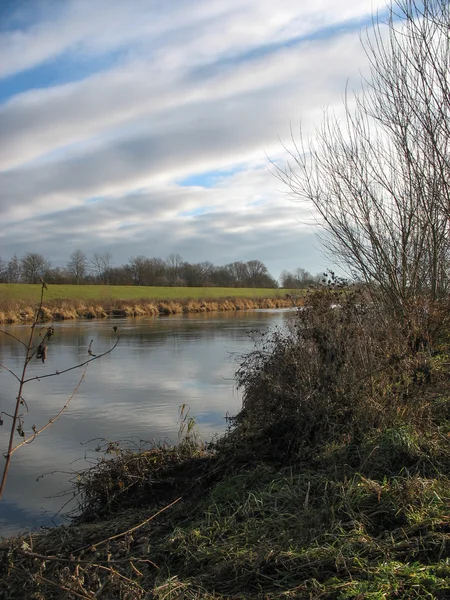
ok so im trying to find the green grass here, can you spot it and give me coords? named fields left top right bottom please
left=2, top=441, right=449, bottom=599
left=0, top=283, right=295, bottom=304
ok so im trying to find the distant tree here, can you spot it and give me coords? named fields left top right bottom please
left=198, top=261, right=215, bottom=285
left=44, top=266, right=68, bottom=284
left=127, top=255, right=151, bottom=286
left=245, top=260, right=278, bottom=288
left=181, top=262, right=202, bottom=287
left=210, top=266, right=234, bottom=287
left=181, top=261, right=215, bottom=286
left=226, top=261, right=249, bottom=286
left=108, top=266, right=130, bottom=285
left=0, top=258, right=5, bottom=283
left=4, top=255, right=21, bottom=283
left=67, top=249, right=88, bottom=284
left=166, top=253, right=184, bottom=285
left=280, top=268, right=315, bottom=288
left=147, top=258, right=167, bottom=285
left=21, top=253, right=50, bottom=283
left=90, top=252, right=113, bottom=284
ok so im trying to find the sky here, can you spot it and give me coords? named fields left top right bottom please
left=0, top=0, right=388, bottom=280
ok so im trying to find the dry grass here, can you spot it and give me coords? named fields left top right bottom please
left=0, top=294, right=298, bottom=324
left=2, top=429, right=450, bottom=599
left=3, top=287, right=450, bottom=598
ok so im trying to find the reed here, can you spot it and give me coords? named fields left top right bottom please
left=0, top=294, right=299, bottom=323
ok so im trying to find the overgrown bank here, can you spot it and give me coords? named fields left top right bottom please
left=0, top=285, right=299, bottom=324
left=1, top=285, right=450, bottom=598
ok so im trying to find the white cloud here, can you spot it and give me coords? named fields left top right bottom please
left=0, top=0, right=386, bottom=276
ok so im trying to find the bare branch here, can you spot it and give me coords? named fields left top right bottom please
left=0, top=329, right=27, bottom=349
left=11, top=364, right=89, bottom=455
left=23, top=334, right=120, bottom=384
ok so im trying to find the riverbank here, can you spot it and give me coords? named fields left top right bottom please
left=1, top=286, right=449, bottom=598
left=0, top=283, right=300, bottom=323
left=1, top=417, right=449, bottom=598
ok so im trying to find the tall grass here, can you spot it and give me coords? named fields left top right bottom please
left=0, top=284, right=300, bottom=323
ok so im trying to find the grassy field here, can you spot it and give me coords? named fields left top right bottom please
left=0, top=284, right=300, bottom=323
left=0, top=283, right=293, bottom=303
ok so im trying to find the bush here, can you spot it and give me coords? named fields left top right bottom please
left=232, top=282, right=450, bottom=463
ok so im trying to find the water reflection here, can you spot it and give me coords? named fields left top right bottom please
left=0, top=309, right=293, bottom=535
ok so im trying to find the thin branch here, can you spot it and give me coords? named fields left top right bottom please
left=8, top=547, right=158, bottom=569
left=23, top=334, right=120, bottom=384
left=0, top=329, right=27, bottom=349
left=75, top=497, right=182, bottom=553
left=11, top=364, right=90, bottom=455
left=0, top=363, right=21, bottom=382
left=32, top=572, right=94, bottom=600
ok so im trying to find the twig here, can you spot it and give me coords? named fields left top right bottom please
left=0, top=363, right=21, bottom=382
left=92, top=563, right=147, bottom=592
left=11, top=364, right=89, bottom=455
left=0, top=282, right=119, bottom=501
left=10, top=566, right=95, bottom=600
left=23, top=335, right=120, bottom=383
left=76, top=497, right=182, bottom=553
left=8, top=547, right=158, bottom=569
left=0, top=329, right=27, bottom=348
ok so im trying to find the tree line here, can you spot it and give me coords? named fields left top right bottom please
left=0, top=251, right=321, bottom=289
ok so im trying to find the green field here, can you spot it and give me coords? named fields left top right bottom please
left=0, top=283, right=293, bottom=304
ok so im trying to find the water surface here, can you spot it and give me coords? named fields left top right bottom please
left=0, top=310, right=291, bottom=535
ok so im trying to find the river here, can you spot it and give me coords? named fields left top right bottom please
left=0, top=309, right=293, bottom=536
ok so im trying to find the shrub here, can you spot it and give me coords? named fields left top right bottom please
left=233, top=281, right=450, bottom=462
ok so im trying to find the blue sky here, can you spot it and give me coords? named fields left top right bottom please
left=0, top=0, right=386, bottom=279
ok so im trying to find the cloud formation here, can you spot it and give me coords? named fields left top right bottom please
left=0, top=0, right=386, bottom=277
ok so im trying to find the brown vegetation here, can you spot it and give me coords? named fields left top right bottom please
left=1, top=281, right=450, bottom=598
left=0, top=296, right=297, bottom=324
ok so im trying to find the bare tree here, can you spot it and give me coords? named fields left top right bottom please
left=0, top=257, right=5, bottom=283
left=90, top=252, right=113, bottom=284
left=67, top=249, right=88, bottom=284
left=226, top=261, right=249, bottom=286
left=21, top=253, right=51, bottom=284
left=4, top=255, right=21, bottom=283
left=127, top=255, right=150, bottom=286
left=280, top=268, right=315, bottom=289
left=278, top=0, right=450, bottom=317
left=245, top=260, right=276, bottom=288
left=166, top=253, right=184, bottom=285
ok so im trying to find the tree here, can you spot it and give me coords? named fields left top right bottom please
left=226, top=261, right=249, bottom=286
left=181, top=261, right=215, bottom=286
left=245, top=260, right=277, bottom=288
left=127, top=255, right=150, bottom=286
left=67, top=249, right=88, bottom=284
left=278, top=0, right=450, bottom=317
left=166, top=253, right=184, bottom=285
left=90, top=252, right=113, bottom=284
left=280, top=268, right=316, bottom=288
left=0, top=258, right=5, bottom=283
left=21, top=253, right=50, bottom=283
left=5, top=255, right=21, bottom=283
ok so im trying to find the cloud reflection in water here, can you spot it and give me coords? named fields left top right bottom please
left=0, top=309, right=293, bottom=534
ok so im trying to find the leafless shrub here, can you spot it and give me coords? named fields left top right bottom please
left=234, top=278, right=449, bottom=458
left=0, top=282, right=119, bottom=500
left=277, top=0, right=450, bottom=319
